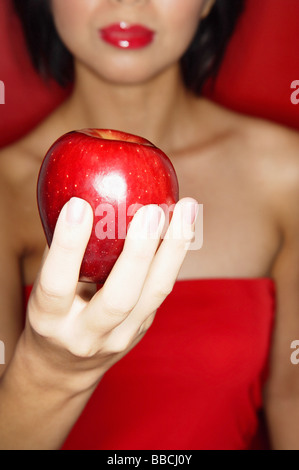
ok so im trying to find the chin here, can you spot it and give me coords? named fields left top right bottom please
left=79, top=48, right=173, bottom=87
left=102, top=72, right=159, bottom=87
left=94, top=64, right=163, bottom=87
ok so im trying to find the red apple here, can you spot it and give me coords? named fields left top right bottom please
left=37, top=129, right=179, bottom=284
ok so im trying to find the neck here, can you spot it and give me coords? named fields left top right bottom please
left=61, top=62, right=197, bottom=153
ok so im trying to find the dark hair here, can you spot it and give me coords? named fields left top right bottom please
left=12, top=0, right=246, bottom=94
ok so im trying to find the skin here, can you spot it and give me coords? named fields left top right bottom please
left=0, top=0, right=299, bottom=450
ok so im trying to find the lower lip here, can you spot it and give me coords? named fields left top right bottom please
left=100, top=26, right=154, bottom=50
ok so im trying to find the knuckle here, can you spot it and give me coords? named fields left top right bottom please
left=27, top=302, right=54, bottom=339
left=183, top=231, right=196, bottom=245
left=53, top=230, right=81, bottom=253
left=154, top=283, right=174, bottom=300
left=101, top=294, right=133, bottom=319
left=173, top=235, right=192, bottom=250
left=166, top=226, right=194, bottom=246
left=103, top=336, right=131, bottom=355
left=125, top=240, right=156, bottom=262
left=139, top=314, right=156, bottom=335
left=37, top=277, right=64, bottom=307
left=27, top=314, right=46, bottom=338
left=39, top=275, right=60, bottom=299
left=134, top=246, right=155, bottom=261
left=67, top=341, right=96, bottom=359
left=145, top=283, right=174, bottom=309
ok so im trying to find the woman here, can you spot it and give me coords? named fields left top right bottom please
left=0, top=0, right=299, bottom=450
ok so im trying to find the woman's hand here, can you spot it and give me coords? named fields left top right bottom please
left=22, top=197, right=198, bottom=395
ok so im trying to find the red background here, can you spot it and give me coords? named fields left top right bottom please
left=0, top=0, right=297, bottom=450
left=0, top=0, right=298, bottom=149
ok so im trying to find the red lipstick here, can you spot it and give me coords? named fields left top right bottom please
left=100, top=23, right=154, bottom=50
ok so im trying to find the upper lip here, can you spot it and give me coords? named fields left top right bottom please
left=100, top=22, right=154, bottom=37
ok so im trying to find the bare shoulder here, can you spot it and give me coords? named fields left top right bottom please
left=201, top=99, right=299, bottom=231
left=224, top=105, right=299, bottom=229
left=238, top=112, right=299, bottom=176
left=0, top=100, right=69, bottom=190
left=205, top=99, right=299, bottom=164
left=0, top=102, right=69, bottom=207
left=0, top=138, right=40, bottom=190
left=237, top=112, right=299, bottom=208
left=0, top=138, right=40, bottom=254
left=0, top=133, right=42, bottom=211
left=0, top=114, right=60, bottom=255
left=207, top=100, right=299, bottom=193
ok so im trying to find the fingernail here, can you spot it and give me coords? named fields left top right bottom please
left=183, top=201, right=199, bottom=226
left=143, top=205, right=163, bottom=235
left=66, top=197, right=87, bottom=225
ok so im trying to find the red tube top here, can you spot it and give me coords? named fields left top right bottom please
left=23, top=278, right=275, bottom=450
